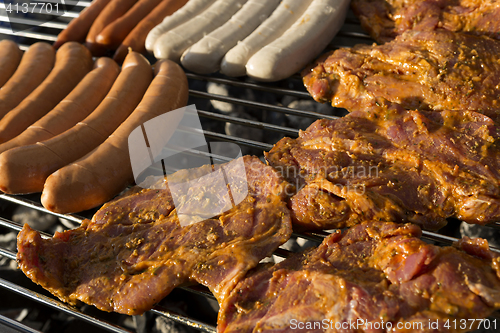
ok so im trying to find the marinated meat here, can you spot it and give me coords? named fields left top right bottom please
left=303, top=29, right=500, bottom=123
left=16, top=155, right=292, bottom=315
left=351, top=0, right=500, bottom=43
left=265, top=105, right=500, bottom=231
left=218, top=221, right=500, bottom=333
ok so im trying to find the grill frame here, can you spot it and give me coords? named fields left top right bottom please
left=0, top=2, right=500, bottom=332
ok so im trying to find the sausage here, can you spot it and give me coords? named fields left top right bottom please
left=220, top=0, right=312, bottom=77
left=181, top=0, right=281, bottom=74
left=113, top=0, right=189, bottom=63
left=145, top=0, right=213, bottom=53
left=53, top=0, right=112, bottom=49
left=0, top=43, right=55, bottom=119
left=0, top=52, right=152, bottom=195
left=0, top=40, right=23, bottom=88
left=41, top=59, right=188, bottom=213
left=0, top=57, right=120, bottom=155
left=153, top=0, right=247, bottom=62
left=245, top=0, right=350, bottom=82
left=96, top=0, right=163, bottom=50
left=86, top=0, right=137, bottom=55
left=0, top=42, right=93, bottom=144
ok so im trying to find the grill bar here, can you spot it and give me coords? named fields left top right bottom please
left=1, top=3, right=500, bottom=333
left=0, top=248, right=16, bottom=261
left=0, top=216, right=53, bottom=239
left=0, top=313, right=43, bottom=333
left=336, top=30, right=372, bottom=39
left=38, top=0, right=91, bottom=6
left=189, top=90, right=339, bottom=120
left=0, top=28, right=57, bottom=42
left=0, top=278, right=134, bottom=333
left=202, top=129, right=274, bottom=151
left=0, top=194, right=84, bottom=224
left=198, top=109, right=299, bottom=137
left=180, top=286, right=216, bottom=301
left=151, top=307, right=216, bottom=333
left=0, top=16, right=67, bottom=29
left=185, top=73, right=311, bottom=100
left=0, top=217, right=24, bottom=234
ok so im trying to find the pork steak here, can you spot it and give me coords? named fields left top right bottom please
left=351, top=0, right=500, bottom=43
left=16, top=155, right=292, bottom=315
left=265, top=105, right=500, bottom=231
left=218, top=221, right=500, bottom=333
left=303, top=29, right=500, bottom=123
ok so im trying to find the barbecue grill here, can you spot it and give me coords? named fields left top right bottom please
left=0, top=2, right=500, bottom=332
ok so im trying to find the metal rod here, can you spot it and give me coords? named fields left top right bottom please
left=0, top=278, right=135, bottom=333
left=0, top=16, right=68, bottom=29
left=0, top=27, right=57, bottom=41
left=292, top=231, right=329, bottom=243
left=189, top=90, right=339, bottom=120
left=197, top=109, right=299, bottom=136
left=151, top=306, right=216, bottom=333
left=336, top=30, right=371, bottom=39
left=0, top=313, right=43, bottom=333
left=186, top=73, right=311, bottom=99
left=421, top=230, right=500, bottom=254
left=202, top=129, right=274, bottom=151
left=273, top=247, right=292, bottom=259
left=0, top=194, right=84, bottom=224
left=180, top=286, right=216, bottom=301
left=0, top=216, right=53, bottom=239
left=0, top=248, right=16, bottom=261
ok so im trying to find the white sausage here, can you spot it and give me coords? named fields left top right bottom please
left=153, top=0, right=247, bottom=62
left=145, top=0, right=215, bottom=53
left=180, top=0, right=281, bottom=74
left=220, top=0, right=312, bottom=77
left=246, top=0, right=349, bottom=82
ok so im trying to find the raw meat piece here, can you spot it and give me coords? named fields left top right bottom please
left=351, top=0, right=500, bottom=43
left=303, top=29, right=500, bottom=123
left=266, top=105, right=500, bottom=231
left=218, top=221, right=500, bottom=333
left=17, top=156, right=292, bottom=315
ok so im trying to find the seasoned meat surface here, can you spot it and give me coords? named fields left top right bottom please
left=16, top=156, right=292, bottom=315
left=265, top=106, right=500, bottom=231
left=218, top=222, right=500, bottom=333
left=351, top=0, right=500, bottom=43
left=303, top=29, right=500, bottom=122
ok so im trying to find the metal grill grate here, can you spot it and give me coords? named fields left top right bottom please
left=0, top=2, right=499, bottom=332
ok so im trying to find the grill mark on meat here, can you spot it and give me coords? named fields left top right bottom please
left=218, top=222, right=500, bottom=333
left=266, top=106, right=500, bottom=231
left=16, top=155, right=292, bottom=315
left=303, top=29, right=500, bottom=123
left=351, top=0, right=500, bottom=43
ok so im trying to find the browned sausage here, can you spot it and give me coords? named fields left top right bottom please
left=0, top=52, right=153, bottom=195
left=0, top=57, right=120, bottom=154
left=54, top=0, right=112, bottom=49
left=0, top=40, right=23, bottom=88
left=0, top=42, right=93, bottom=143
left=96, top=0, right=163, bottom=50
left=86, top=0, right=138, bottom=55
left=0, top=43, right=55, bottom=119
left=113, top=0, right=189, bottom=62
left=41, top=59, right=188, bottom=213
